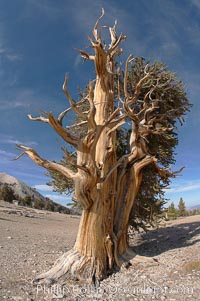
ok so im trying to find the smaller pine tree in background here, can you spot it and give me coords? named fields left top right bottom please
left=168, top=202, right=177, bottom=219
left=178, top=197, right=186, bottom=217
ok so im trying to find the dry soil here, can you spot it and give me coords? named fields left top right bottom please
left=0, top=200, right=199, bottom=301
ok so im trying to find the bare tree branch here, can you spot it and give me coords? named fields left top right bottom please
left=153, top=161, right=185, bottom=178
left=107, top=117, right=126, bottom=135
left=123, top=57, right=151, bottom=123
left=134, top=155, right=156, bottom=174
left=16, top=145, right=76, bottom=179
left=28, top=108, right=71, bottom=126
left=61, top=146, right=77, bottom=166
left=77, top=49, right=95, bottom=61
left=100, top=161, right=122, bottom=183
left=107, top=32, right=126, bottom=55
left=93, top=8, right=105, bottom=41
left=126, top=72, right=150, bottom=106
left=66, top=121, right=88, bottom=129
left=48, top=113, right=79, bottom=147
left=58, top=108, right=71, bottom=124
left=27, top=114, right=49, bottom=123
left=108, top=20, right=118, bottom=49
left=63, top=74, right=88, bottom=120
left=87, top=80, right=96, bottom=130
left=28, top=109, right=79, bottom=147
left=61, top=146, right=90, bottom=174
left=124, top=54, right=133, bottom=100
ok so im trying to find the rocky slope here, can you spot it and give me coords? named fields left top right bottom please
left=0, top=173, right=49, bottom=202
left=0, top=173, right=72, bottom=214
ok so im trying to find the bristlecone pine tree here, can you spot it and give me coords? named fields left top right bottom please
left=16, top=10, right=191, bottom=284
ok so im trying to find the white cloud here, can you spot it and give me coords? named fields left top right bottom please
left=0, top=149, right=16, bottom=158
left=33, top=182, right=72, bottom=204
left=33, top=184, right=53, bottom=192
left=0, top=88, right=35, bottom=110
left=165, top=180, right=200, bottom=194
left=0, top=83, right=64, bottom=115
left=7, top=139, right=38, bottom=146
left=13, top=101, right=31, bottom=108
left=0, top=101, right=31, bottom=110
left=0, top=47, right=21, bottom=61
left=1, top=136, right=38, bottom=146
left=0, top=21, right=21, bottom=91
left=44, top=194, right=72, bottom=204
left=22, top=0, right=197, bottom=66
left=0, top=134, right=38, bottom=146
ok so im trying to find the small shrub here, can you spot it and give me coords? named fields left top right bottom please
left=0, top=184, right=16, bottom=203
left=23, top=196, right=32, bottom=207
left=45, top=201, right=55, bottom=212
left=34, top=199, right=43, bottom=209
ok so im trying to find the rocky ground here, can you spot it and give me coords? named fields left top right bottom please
left=0, top=200, right=200, bottom=301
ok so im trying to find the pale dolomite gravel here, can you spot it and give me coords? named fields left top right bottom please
left=0, top=200, right=199, bottom=301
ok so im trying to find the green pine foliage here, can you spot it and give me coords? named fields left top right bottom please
left=125, top=58, right=191, bottom=228
left=167, top=202, right=177, bottom=219
left=178, top=197, right=186, bottom=217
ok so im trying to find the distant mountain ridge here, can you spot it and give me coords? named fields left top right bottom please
left=0, top=173, right=49, bottom=202
left=0, top=172, right=71, bottom=214
left=189, top=204, right=200, bottom=210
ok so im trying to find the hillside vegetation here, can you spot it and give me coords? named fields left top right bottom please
left=0, top=173, right=70, bottom=214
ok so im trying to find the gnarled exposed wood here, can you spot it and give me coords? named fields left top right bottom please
left=16, top=145, right=76, bottom=179
left=28, top=109, right=78, bottom=147
left=48, top=113, right=79, bottom=147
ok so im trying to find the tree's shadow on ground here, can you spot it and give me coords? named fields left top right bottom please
left=132, top=221, right=200, bottom=257
left=0, top=217, right=18, bottom=222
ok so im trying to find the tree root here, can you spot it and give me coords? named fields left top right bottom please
left=33, top=248, right=102, bottom=286
left=33, top=247, right=158, bottom=286
left=119, top=247, right=159, bottom=269
left=130, top=254, right=158, bottom=265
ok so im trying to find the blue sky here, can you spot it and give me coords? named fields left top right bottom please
left=0, top=0, right=200, bottom=208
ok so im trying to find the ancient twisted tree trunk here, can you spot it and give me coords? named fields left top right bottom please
left=72, top=39, right=118, bottom=281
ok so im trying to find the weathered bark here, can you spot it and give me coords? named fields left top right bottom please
left=72, top=19, right=119, bottom=281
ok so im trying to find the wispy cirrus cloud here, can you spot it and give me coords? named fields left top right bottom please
left=44, top=194, right=72, bottom=205
left=0, top=134, right=38, bottom=146
left=22, top=0, right=198, bottom=71
left=6, top=138, right=38, bottom=146
left=0, top=101, right=31, bottom=110
left=33, top=185, right=73, bottom=205
left=0, top=149, right=16, bottom=158
left=0, top=87, right=59, bottom=112
left=166, top=180, right=200, bottom=194
left=33, top=184, right=53, bottom=192
left=0, top=19, right=21, bottom=85
left=68, top=0, right=200, bottom=68
left=0, top=88, right=37, bottom=110
left=0, top=47, right=21, bottom=61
